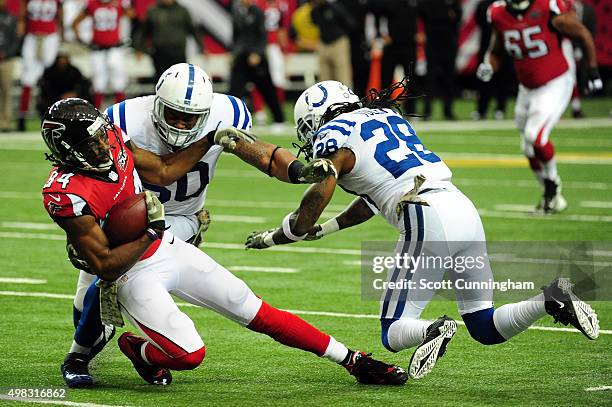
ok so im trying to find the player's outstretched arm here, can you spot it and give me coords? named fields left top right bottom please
left=245, top=149, right=352, bottom=249
left=217, top=127, right=337, bottom=184
left=56, top=215, right=154, bottom=282
left=128, top=138, right=211, bottom=186
left=304, top=197, right=376, bottom=241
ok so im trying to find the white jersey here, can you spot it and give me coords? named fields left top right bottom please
left=105, top=93, right=252, bottom=217
left=312, top=108, right=453, bottom=228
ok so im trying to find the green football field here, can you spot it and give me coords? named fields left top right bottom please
left=0, top=117, right=610, bottom=406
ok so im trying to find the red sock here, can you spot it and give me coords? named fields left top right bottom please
left=19, top=86, right=31, bottom=115
left=93, top=93, right=104, bottom=109
left=114, top=92, right=126, bottom=104
left=143, top=343, right=205, bottom=371
left=247, top=301, right=330, bottom=357
left=252, top=89, right=264, bottom=113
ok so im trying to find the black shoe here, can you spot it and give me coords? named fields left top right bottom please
left=344, top=351, right=407, bottom=385
left=89, top=324, right=116, bottom=361
left=542, top=278, right=599, bottom=340
left=61, top=353, right=95, bottom=388
left=572, top=109, right=585, bottom=119
left=118, top=332, right=172, bottom=385
left=408, top=315, right=457, bottom=380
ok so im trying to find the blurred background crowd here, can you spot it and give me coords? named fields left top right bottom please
left=0, top=0, right=609, bottom=132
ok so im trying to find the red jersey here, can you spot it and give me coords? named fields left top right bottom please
left=488, top=0, right=571, bottom=88
left=258, top=0, right=289, bottom=45
left=25, top=0, right=61, bottom=35
left=86, top=0, right=127, bottom=47
left=42, top=127, right=159, bottom=259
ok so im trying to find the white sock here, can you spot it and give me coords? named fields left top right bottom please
left=323, top=336, right=349, bottom=363
left=69, top=340, right=91, bottom=355
left=387, top=318, right=430, bottom=351
left=493, top=293, right=547, bottom=340
left=571, top=98, right=581, bottom=111
left=541, top=158, right=558, bottom=182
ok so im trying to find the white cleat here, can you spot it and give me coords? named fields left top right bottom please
left=408, top=316, right=457, bottom=380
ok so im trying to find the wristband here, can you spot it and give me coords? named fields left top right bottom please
left=282, top=212, right=308, bottom=242
left=145, top=227, right=160, bottom=241
left=267, top=146, right=282, bottom=176
left=263, top=230, right=276, bottom=247
left=287, top=160, right=305, bottom=184
left=319, top=218, right=340, bottom=237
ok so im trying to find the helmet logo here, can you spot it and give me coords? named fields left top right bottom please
left=184, top=64, right=196, bottom=106
left=42, top=120, right=66, bottom=152
left=305, top=84, right=329, bottom=108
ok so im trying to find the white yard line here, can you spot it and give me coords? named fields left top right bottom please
left=0, top=290, right=610, bottom=336
left=0, top=396, right=129, bottom=407
left=580, top=201, right=612, bottom=209
left=228, top=266, right=299, bottom=273
left=493, top=204, right=537, bottom=212
left=477, top=209, right=612, bottom=223
left=584, top=386, right=612, bottom=392
left=0, top=277, right=46, bottom=284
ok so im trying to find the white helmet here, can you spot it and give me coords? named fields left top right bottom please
left=152, top=63, right=214, bottom=148
left=294, top=80, right=359, bottom=146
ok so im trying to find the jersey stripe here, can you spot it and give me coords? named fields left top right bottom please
left=333, top=119, right=357, bottom=127
left=393, top=204, right=424, bottom=319
left=549, top=0, right=561, bottom=15
left=105, top=105, right=114, bottom=123
left=184, top=63, right=195, bottom=105
left=228, top=96, right=240, bottom=127
left=318, top=124, right=351, bottom=136
left=118, top=101, right=127, bottom=133
left=239, top=99, right=251, bottom=129
left=67, top=193, right=87, bottom=217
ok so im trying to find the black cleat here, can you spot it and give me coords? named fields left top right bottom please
left=408, top=315, right=457, bottom=380
left=61, top=353, right=95, bottom=388
left=344, top=351, right=407, bottom=385
left=542, top=278, right=599, bottom=340
left=118, top=332, right=172, bottom=385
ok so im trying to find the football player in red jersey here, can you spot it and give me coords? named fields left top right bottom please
left=477, top=0, right=602, bottom=214
left=71, top=0, right=134, bottom=109
left=17, top=0, right=63, bottom=131
left=42, top=98, right=406, bottom=388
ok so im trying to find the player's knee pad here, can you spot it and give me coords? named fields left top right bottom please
left=380, top=318, right=398, bottom=352
left=462, top=307, right=506, bottom=345
left=170, top=346, right=206, bottom=370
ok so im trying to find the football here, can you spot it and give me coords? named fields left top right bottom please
left=103, top=192, right=148, bottom=247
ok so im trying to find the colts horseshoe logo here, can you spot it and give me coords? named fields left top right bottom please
left=305, top=84, right=329, bottom=108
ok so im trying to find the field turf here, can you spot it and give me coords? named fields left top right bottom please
left=0, top=114, right=610, bottom=406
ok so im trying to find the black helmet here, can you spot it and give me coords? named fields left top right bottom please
left=42, top=98, right=115, bottom=173
left=506, top=0, right=535, bottom=12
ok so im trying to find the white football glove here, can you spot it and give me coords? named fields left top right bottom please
left=476, top=62, right=494, bottom=82
left=245, top=228, right=278, bottom=249
left=298, top=158, right=338, bottom=183
left=586, top=68, right=603, bottom=94
left=214, top=127, right=256, bottom=151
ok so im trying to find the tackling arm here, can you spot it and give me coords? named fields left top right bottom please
left=56, top=215, right=153, bottom=282
left=305, top=197, right=376, bottom=241
left=245, top=149, right=353, bottom=249
left=220, top=127, right=337, bottom=184
left=129, top=138, right=212, bottom=186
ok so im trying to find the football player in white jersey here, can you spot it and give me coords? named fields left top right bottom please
left=65, top=63, right=339, bottom=387
left=245, top=80, right=600, bottom=380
